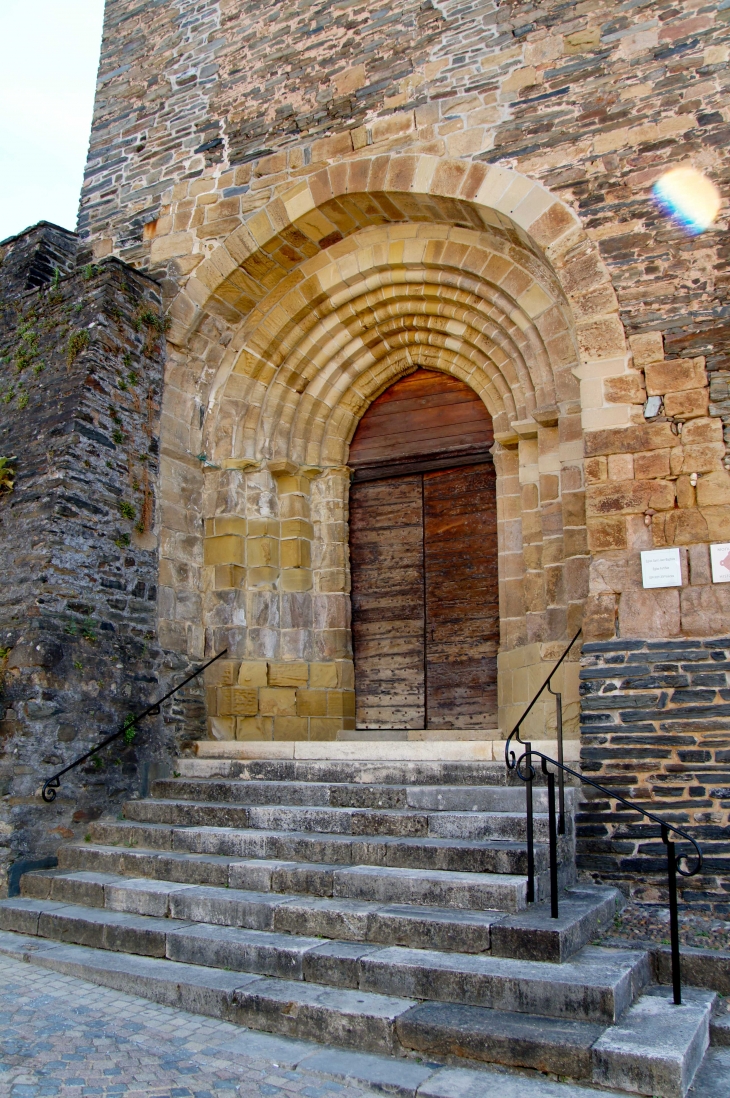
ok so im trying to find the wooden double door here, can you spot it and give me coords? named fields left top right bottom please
left=348, top=370, right=499, bottom=731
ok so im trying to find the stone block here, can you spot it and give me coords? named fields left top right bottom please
left=585, top=457, right=607, bottom=483
left=214, top=565, right=245, bottom=590
left=309, top=718, right=342, bottom=740
left=229, top=688, right=258, bottom=717
left=681, top=585, right=730, bottom=637
left=268, top=662, right=308, bottom=687
left=328, top=690, right=356, bottom=718
left=688, top=544, right=711, bottom=585
left=210, top=717, right=236, bottom=740
left=236, top=716, right=274, bottom=740
left=681, top=417, right=723, bottom=445
left=204, top=535, right=245, bottom=566
left=583, top=594, right=617, bottom=640
left=628, top=331, right=664, bottom=366
left=588, top=517, right=626, bottom=551
left=259, top=688, right=298, bottom=716
left=247, top=537, right=279, bottom=567
left=585, top=423, right=676, bottom=456
left=604, top=374, right=646, bottom=405
left=696, top=470, right=730, bottom=507
left=297, top=689, right=328, bottom=716
left=586, top=480, right=675, bottom=516
left=281, top=538, right=311, bottom=569
left=633, top=449, right=670, bottom=480
left=645, top=358, right=707, bottom=396
left=670, top=443, right=725, bottom=475
left=565, top=26, right=601, bottom=53
left=663, top=387, right=709, bottom=419
left=273, top=716, right=309, bottom=740
left=280, top=569, right=313, bottom=591
left=204, top=659, right=239, bottom=686
left=238, top=661, right=268, bottom=687
left=309, top=662, right=338, bottom=688
left=619, top=587, right=680, bottom=639
left=607, top=454, right=634, bottom=481
left=213, top=516, right=247, bottom=536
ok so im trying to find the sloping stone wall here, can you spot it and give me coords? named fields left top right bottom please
left=0, top=225, right=197, bottom=895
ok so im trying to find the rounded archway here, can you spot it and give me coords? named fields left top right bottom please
left=157, top=156, right=624, bottom=741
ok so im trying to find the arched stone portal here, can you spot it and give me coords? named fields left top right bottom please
left=158, top=156, right=632, bottom=746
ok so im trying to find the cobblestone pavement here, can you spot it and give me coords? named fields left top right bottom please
left=0, top=956, right=381, bottom=1098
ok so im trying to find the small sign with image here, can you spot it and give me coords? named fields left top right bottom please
left=710, top=543, right=730, bottom=584
left=640, top=548, right=683, bottom=589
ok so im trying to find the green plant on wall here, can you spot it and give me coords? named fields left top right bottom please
left=0, top=456, right=16, bottom=495
left=118, top=500, right=136, bottom=521
left=66, top=329, right=90, bottom=366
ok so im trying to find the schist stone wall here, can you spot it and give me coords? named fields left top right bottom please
left=12, top=0, right=730, bottom=899
left=0, top=224, right=196, bottom=896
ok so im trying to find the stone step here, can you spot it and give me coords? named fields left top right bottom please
left=21, top=869, right=616, bottom=959
left=0, top=897, right=650, bottom=1023
left=176, top=757, right=517, bottom=786
left=151, top=778, right=569, bottom=813
left=398, top=999, right=604, bottom=1079
left=52, top=848, right=530, bottom=912
left=20, top=869, right=499, bottom=952
left=0, top=928, right=712, bottom=1098
left=87, top=818, right=560, bottom=888
left=591, top=987, right=715, bottom=1098
left=191, top=740, right=580, bottom=765
left=124, top=798, right=559, bottom=843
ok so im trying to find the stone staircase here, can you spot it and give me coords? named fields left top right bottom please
left=0, top=751, right=721, bottom=1098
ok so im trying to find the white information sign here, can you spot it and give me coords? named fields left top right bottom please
left=640, top=548, right=682, bottom=589
left=710, top=543, right=730, bottom=584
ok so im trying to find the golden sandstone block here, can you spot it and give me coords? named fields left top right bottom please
left=273, top=716, right=309, bottom=739
left=296, top=689, right=327, bottom=716
left=204, top=535, right=245, bottom=566
left=259, top=688, right=298, bottom=715
left=238, top=661, right=268, bottom=687
left=268, top=661, right=308, bottom=686
left=644, top=358, right=707, bottom=395
left=309, top=662, right=338, bottom=688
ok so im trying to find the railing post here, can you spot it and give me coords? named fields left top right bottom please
left=664, top=825, right=682, bottom=1005
left=546, top=765, right=559, bottom=919
left=555, top=689, right=565, bottom=836
left=525, top=741, right=535, bottom=903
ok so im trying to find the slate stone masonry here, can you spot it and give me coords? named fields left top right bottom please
left=579, top=639, right=730, bottom=913
left=0, top=224, right=202, bottom=896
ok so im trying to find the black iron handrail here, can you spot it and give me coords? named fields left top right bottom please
left=504, top=629, right=703, bottom=1006
left=41, top=649, right=227, bottom=803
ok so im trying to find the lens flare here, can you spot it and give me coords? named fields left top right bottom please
left=652, top=167, right=721, bottom=235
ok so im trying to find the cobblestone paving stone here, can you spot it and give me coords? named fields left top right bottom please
left=0, top=957, right=381, bottom=1098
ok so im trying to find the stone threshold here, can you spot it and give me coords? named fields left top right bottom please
left=196, top=739, right=582, bottom=762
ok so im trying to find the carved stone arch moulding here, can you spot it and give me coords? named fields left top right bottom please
left=158, top=155, right=632, bottom=741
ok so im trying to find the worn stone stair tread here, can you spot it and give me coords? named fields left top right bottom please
left=0, top=924, right=710, bottom=1097
left=124, top=797, right=554, bottom=841
left=0, top=896, right=648, bottom=1023
left=176, top=757, right=515, bottom=786
left=87, top=818, right=548, bottom=882
left=56, top=843, right=529, bottom=905
left=418, top=1066, right=627, bottom=1098
left=591, top=988, right=716, bottom=1098
left=357, top=943, right=650, bottom=1023
left=19, top=869, right=502, bottom=951
left=151, top=778, right=567, bottom=814
left=490, top=886, right=622, bottom=962
left=397, top=999, right=604, bottom=1078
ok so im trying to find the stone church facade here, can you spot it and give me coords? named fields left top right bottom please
left=2, top=0, right=730, bottom=907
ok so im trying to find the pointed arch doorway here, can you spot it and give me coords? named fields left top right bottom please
left=348, top=369, right=499, bottom=733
